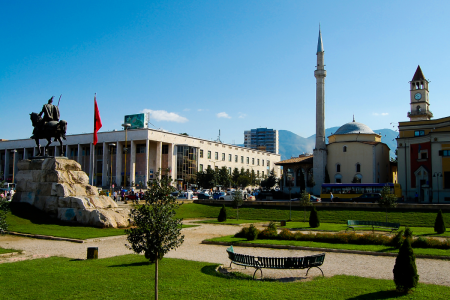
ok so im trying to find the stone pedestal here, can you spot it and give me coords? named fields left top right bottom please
left=13, top=157, right=129, bottom=228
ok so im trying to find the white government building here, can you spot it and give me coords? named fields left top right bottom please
left=0, top=126, right=280, bottom=189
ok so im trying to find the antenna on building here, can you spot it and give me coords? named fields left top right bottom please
left=216, top=129, right=222, bottom=143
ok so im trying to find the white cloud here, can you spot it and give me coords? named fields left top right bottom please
left=372, top=112, right=389, bottom=116
left=217, top=112, right=231, bottom=119
left=238, top=112, right=247, bottom=119
left=183, top=108, right=190, bottom=111
left=141, top=109, right=188, bottom=123
left=381, top=113, right=389, bottom=116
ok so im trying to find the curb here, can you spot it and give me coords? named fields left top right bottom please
left=8, top=232, right=85, bottom=243
left=0, top=252, right=20, bottom=257
left=202, top=240, right=450, bottom=260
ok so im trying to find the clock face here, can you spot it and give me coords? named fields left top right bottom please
left=414, top=92, right=422, bottom=100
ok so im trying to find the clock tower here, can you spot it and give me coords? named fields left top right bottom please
left=408, top=65, right=433, bottom=121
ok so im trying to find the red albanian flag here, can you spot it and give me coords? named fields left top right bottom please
left=93, top=94, right=102, bottom=145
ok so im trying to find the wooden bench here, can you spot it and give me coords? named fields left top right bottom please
left=346, top=220, right=400, bottom=233
left=226, top=246, right=325, bottom=279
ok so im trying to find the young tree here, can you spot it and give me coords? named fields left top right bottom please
left=299, top=190, right=312, bottom=222
left=233, top=190, right=244, bottom=220
left=379, top=185, right=398, bottom=222
left=434, top=209, right=446, bottom=234
left=237, top=175, right=251, bottom=189
left=126, top=172, right=184, bottom=300
left=260, top=169, right=277, bottom=190
left=393, top=238, right=419, bottom=293
left=231, top=168, right=240, bottom=187
left=217, top=166, right=231, bottom=188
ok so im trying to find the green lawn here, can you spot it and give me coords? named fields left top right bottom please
left=0, top=247, right=19, bottom=255
left=177, top=203, right=450, bottom=229
left=0, top=255, right=449, bottom=299
left=207, top=236, right=450, bottom=257
left=195, top=219, right=263, bottom=225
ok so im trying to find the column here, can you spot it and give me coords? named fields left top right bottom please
left=55, top=145, right=60, bottom=156
left=4, top=150, right=10, bottom=180
left=102, top=142, right=108, bottom=187
left=168, top=143, right=176, bottom=183
left=144, top=139, right=149, bottom=187
left=13, top=151, right=19, bottom=182
left=23, top=148, right=28, bottom=159
left=65, top=144, right=69, bottom=158
left=116, top=142, right=123, bottom=186
left=155, top=141, right=162, bottom=178
left=77, top=144, right=82, bottom=164
left=130, top=140, right=136, bottom=186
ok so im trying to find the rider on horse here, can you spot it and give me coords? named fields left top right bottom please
left=31, top=97, right=66, bottom=140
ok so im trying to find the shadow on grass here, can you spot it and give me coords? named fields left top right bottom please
left=109, top=261, right=151, bottom=268
left=9, top=203, right=83, bottom=227
left=200, top=265, right=278, bottom=281
left=346, top=290, right=404, bottom=299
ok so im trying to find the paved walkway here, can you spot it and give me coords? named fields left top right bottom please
left=1, top=221, right=450, bottom=286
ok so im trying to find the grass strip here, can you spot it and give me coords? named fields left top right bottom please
left=176, top=203, right=450, bottom=228
left=0, top=255, right=449, bottom=299
left=0, top=247, right=19, bottom=255
left=206, top=236, right=450, bottom=257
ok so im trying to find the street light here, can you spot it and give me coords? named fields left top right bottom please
left=109, top=143, right=116, bottom=196
left=433, top=172, right=443, bottom=204
left=122, top=123, right=131, bottom=188
left=11, top=150, right=17, bottom=184
left=286, top=174, right=293, bottom=221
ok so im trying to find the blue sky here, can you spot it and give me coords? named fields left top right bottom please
left=1, top=1, right=449, bottom=144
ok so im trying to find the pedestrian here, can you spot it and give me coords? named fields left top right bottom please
left=121, top=189, right=125, bottom=202
left=113, top=191, right=117, bottom=202
left=330, top=192, right=334, bottom=202
left=415, top=192, right=419, bottom=203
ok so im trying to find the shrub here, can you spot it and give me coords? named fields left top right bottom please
left=268, top=221, right=277, bottom=231
left=393, top=238, right=419, bottom=292
left=404, top=227, right=413, bottom=239
left=234, top=227, right=249, bottom=238
left=390, top=230, right=404, bottom=248
left=278, top=228, right=295, bottom=240
left=258, top=222, right=277, bottom=239
left=309, top=206, right=320, bottom=228
left=218, top=205, right=227, bottom=222
left=434, top=209, right=446, bottom=234
left=246, top=224, right=260, bottom=241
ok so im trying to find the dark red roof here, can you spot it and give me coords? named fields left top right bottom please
left=275, top=155, right=313, bottom=165
left=412, top=65, right=425, bottom=81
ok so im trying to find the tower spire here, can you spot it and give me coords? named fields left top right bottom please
left=317, top=25, right=324, bottom=54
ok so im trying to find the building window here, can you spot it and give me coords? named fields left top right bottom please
left=444, top=172, right=450, bottom=189
left=246, top=157, right=249, bottom=164
left=207, top=151, right=211, bottom=159
left=228, top=167, right=231, bottom=174
left=420, top=151, right=428, bottom=159
left=356, top=163, right=361, bottom=173
left=257, top=170, right=260, bottom=177
left=252, top=158, right=255, bottom=165
left=336, top=164, right=341, bottom=173
left=267, top=160, right=270, bottom=167
left=439, top=150, right=450, bottom=157
left=215, top=152, right=218, bottom=160
left=200, top=150, right=203, bottom=158
left=235, top=155, right=238, bottom=162
left=228, top=154, right=232, bottom=162
left=414, top=130, right=425, bottom=136
left=97, top=148, right=103, bottom=155
left=199, top=164, right=203, bottom=172
left=343, top=146, right=347, bottom=152
left=207, top=165, right=211, bottom=170
left=262, top=160, right=265, bottom=166
left=161, top=145, right=168, bottom=154
left=335, top=174, right=342, bottom=183
left=138, top=144, right=147, bottom=154
left=241, top=156, right=244, bottom=163
left=262, top=171, right=264, bottom=177
left=257, top=159, right=260, bottom=166
left=222, top=153, right=225, bottom=161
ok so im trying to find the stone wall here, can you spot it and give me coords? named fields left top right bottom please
left=12, top=157, right=129, bottom=228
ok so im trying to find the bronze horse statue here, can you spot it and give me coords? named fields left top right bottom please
left=30, top=112, right=68, bottom=156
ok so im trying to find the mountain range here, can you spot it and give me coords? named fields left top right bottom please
left=277, top=128, right=398, bottom=161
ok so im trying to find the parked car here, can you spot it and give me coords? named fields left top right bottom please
left=197, top=192, right=212, bottom=200
left=353, top=193, right=382, bottom=203
left=310, top=195, right=321, bottom=202
left=213, top=192, right=226, bottom=200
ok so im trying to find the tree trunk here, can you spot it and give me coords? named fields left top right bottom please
left=155, top=256, right=159, bottom=300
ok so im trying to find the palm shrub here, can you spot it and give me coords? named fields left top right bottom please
left=218, top=204, right=227, bottom=222
left=393, top=238, right=419, bottom=293
left=309, top=206, right=320, bottom=228
left=434, top=209, right=446, bottom=234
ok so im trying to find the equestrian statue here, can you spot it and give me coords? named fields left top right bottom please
left=30, top=96, right=68, bottom=157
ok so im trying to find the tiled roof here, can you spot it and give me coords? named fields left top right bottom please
left=275, top=155, right=313, bottom=165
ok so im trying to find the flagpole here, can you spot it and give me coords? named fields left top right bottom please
left=91, top=93, right=96, bottom=186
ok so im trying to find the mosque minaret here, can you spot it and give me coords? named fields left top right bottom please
left=312, top=27, right=327, bottom=194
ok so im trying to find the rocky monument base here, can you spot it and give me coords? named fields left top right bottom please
left=12, top=157, right=129, bottom=228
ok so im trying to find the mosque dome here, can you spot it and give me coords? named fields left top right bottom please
left=333, top=120, right=375, bottom=135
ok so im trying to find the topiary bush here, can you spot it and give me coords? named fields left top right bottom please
left=434, top=209, right=446, bottom=234
left=393, top=238, right=419, bottom=293
left=309, top=206, right=320, bottom=228
left=258, top=221, right=277, bottom=239
left=390, top=230, right=404, bottom=248
left=404, top=227, right=413, bottom=239
left=218, top=204, right=227, bottom=222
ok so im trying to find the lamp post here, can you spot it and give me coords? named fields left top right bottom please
left=109, top=143, right=116, bottom=196
left=11, top=149, right=17, bottom=184
left=433, top=172, right=443, bottom=204
left=122, top=123, right=131, bottom=188
left=287, top=174, right=293, bottom=221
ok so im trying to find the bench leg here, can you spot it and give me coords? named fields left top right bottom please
left=253, top=267, right=263, bottom=280
left=306, top=266, right=324, bottom=277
